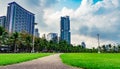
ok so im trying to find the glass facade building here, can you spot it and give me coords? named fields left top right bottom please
left=0, top=16, right=6, bottom=28
left=60, top=16, right=71, bottom=44
left=7, top=2, right=35, bottom=35
left=35, top=28, right=40, bottom=37
left=47, top=33, right=58, bottom=43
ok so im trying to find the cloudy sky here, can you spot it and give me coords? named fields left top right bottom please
left=0, top=0, right=120, bottom=48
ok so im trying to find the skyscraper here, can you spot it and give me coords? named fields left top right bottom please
left=81, top=42, right=86, bottom=48
left=60, top=16, right=71, bottom=44
left=7, top=2, right=35, bottom=35
left=35, top=28, right=40, bottom=37
left=0, top=16, right=6, bottom=28
left=47, top=33, right=58, bottom=43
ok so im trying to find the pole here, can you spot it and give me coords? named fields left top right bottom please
left=97, top=34, right=100, bottom=47
left=32, top=30, right=35, bottom=53
left=97, top=34, right=100, bottom=53
left=32, top=23, right=37, bottom=53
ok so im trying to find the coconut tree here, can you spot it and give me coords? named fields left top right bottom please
left=18, top=32, right=27, bottom=52
left=34, top=37, right=41, bottom=52
left=12, top=32, right=19, bottom=52
left=0, top=26, right=5, bottom=36
left=0, top=26, right=5, bottom=46
left=108, top=44, right=112, bottom=52
left=25, top=35, right=32, bottom=52
left=98, top=46, right=101, bottom=53
left=102, top=45, right=106, bottom=52
left=118, top=45, right=120, bottom=52
left=2, top=32, right=9, bottom=44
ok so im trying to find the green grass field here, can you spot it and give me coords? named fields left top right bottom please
left=0, top=53, right=51, bottom=66
left=60, top=53, right=120, bottom=69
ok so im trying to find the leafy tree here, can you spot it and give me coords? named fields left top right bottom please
left=102, top=45, right=106, bottom=52
left=2, top=32, right=9, bottom=45
left=0, top=26, right=5, bottom=46
left=34, top=37, right=41, bottom=52
left=25, top=35, right=32, bottom=52
left=12, top=32, right=19, bottom=52
left=0, top=26, right=5, bottom=36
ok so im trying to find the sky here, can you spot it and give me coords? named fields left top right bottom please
left=0, top=0, right=120, bottom=48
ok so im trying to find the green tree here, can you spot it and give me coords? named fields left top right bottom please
left=13, top=32, right=19, bottom=52
left=108, top=44, right=112, bottom=52
left=0, top=26, right=5, bottom=36
left=0, top=26, right=5, bottom=46
left=25, top=35, right=32, bottom=52
left=102, top=45, right=106, bottom=52
left=2, top=32, right=9, bottom=45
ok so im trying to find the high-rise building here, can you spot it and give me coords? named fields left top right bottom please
left=47, top=33, right=58, bottom=43
left=0, top=16, right=6, bottom=28
left=81, top=42, right=86, bottom=48
left=7, top=2, right=35, bottom=35
left=42, top=34, right=46, bottom=39
left=35, top=28, right=40, bottom=37
left=60, top=16, right=71, bottom=44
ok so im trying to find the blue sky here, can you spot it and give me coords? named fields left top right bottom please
left=0, top=0, right=120, bottom=48
left=57, top=0, right=82, bottom=9
left=54, top=0, right=103, bottom=10
left=93, top=0, right=103, bottom=4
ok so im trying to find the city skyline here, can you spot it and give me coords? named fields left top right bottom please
left=0, top=0, right=120, bottom=48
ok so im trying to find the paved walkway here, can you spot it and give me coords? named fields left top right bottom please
left=0, top=54, right=81, bottom=69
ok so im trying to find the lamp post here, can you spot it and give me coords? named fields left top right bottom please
left=32, top=23, right=37, bottom=53
left=97, top=34, right=100, bottom=53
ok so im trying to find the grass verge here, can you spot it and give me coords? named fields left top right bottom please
left=0, top=53, right=51, bottom=66
left=60, top=53, right=120, bottom=69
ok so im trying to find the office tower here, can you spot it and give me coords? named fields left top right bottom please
left=60, top=16, right=71, bottom=44
left=81, top=42, right=86, bottom=48
left=7, top=2, right=35, bottom=35
left=35, top=28, right=40, bottom=37
left=42, top=34, right=46, bottom=39
left=47, top=33, right=58, bottom=43
left=0, top=16, right=6, bottom=28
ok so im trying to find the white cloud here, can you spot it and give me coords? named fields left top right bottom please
left=43, top=0, right=120, bottom=48
left=0, top=0, right=120, bottom=48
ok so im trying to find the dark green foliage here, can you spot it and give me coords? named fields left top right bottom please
left=0, top=26, right=5, bottom=36
left=0, top=27, right=120, bottom=53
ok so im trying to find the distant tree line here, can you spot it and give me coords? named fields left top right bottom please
left=97, top=44, right=120, bottom=53
left=0, top=26, right=120, bottom=53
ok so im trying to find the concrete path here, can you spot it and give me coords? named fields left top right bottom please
left=0, top=54, right=81, bottom=69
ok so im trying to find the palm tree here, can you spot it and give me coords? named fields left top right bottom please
left=108, top=44, right=112, bottom=52
left=2, top=32, right=9, bottom=45
left=102, top=45, right=106, bottom=52
left=13, top=32, right=19, bottom=52
left=34, top=38, right=41, bottom=52
left=0, top=26, right=5, bottom=46
left=25, top=35, right=32, bottom=52
left=0, top=26, right=5, bottom=36
left=17, top=33, right=25, bottom=52
left=98, top=46, right=101, bottom=53
left=118, top=45, right=120, bottom=52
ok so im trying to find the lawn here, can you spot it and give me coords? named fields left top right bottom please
left=60, top=53, right=120, bottom=69
left=0, top=53, right=51, bottom=66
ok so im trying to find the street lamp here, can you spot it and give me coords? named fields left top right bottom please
left=31, top=23, right=37, bottom=53
left=97, top=34, right=100, bottom=53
